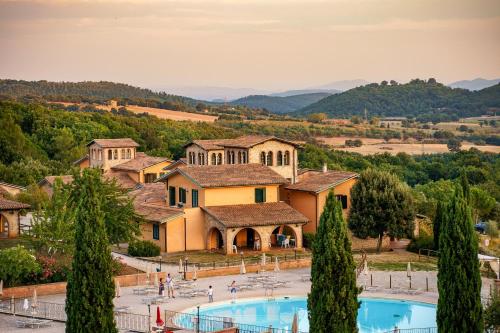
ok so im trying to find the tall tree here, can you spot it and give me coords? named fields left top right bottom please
left=437, top=187, right=483, bottom=332
left=433, top=200, right=445, bottom=250
left=308, top=191, right=360, bottom=333
left=65, top=169, right=118, bottom=333
left=349, top=169, right=415, bottom=252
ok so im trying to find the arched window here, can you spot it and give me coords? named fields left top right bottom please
left=238, top=151, right=242, bottom=164
left=108, top=149, right=113, bottom=160
left=260, top=151, right=266, bottom=165
left=211, top=153, right=216, bottom=165
left=217, top=153, right=222, bottom=165
left=121, top=149, right=126, bottom=159
left=284, top=151, right=290, bottom=165
left=98, top=150, right=102, bottom=160
left=277, top=151, right=283, bottom=166
left=126, top=149, right=131, bottom=159
left=91, top=149, right=95, bottom=160
left=113, top=149, right=118, bottom=160
left=230, top=151, right=235, bottom=164
left=198, top=153, right=205, bottom=165
left=242, top=151, right=247, bottom=164
left=267, top=151, right=273, bottom=166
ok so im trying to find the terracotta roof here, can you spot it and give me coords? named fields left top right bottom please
left=129, top=183, right=183, bottom=223
left=87, top=138, right=139, bottom=148
left=202, top=202, right=308, bottom=228
left=112, top=153, right=172, bottom=172
left=0, top=182, right=26, bottom=191
left=186, top=135, right=300, bottom=150
left=163, top=159, right=187, bottom=171
left=103, top=170, right=138, bottom=189
left=0, top=198, right=30, bottom=210
left=72, top=155, right=89, bottom=165
left=286, top=171, right=358, bottom=193
left=38, top=175, right=74, bottom=186
left=158, top=164, right=287, bottom=188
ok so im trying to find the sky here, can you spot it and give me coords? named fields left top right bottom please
left=1, top=0, right=499, bottom=92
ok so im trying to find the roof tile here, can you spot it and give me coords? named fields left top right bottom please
left=286, top=170, right=358, bottom=193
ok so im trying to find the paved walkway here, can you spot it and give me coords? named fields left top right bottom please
left=1, top=267, right=495, bottom=332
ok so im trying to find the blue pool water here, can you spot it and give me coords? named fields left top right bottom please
left=187, top=297, right=437, bottom=332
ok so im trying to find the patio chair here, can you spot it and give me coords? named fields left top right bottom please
left=232, top=245, right=238, bottom=254
left=254, top=239, right=261, bottom=250
left=282, top=238, right=290, bottom=248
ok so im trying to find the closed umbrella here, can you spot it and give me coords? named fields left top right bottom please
left=274, top=257, right=280, bottom=273
left=193, top=265, right=198, bottom=281
left=115, top=280, right=122, bottom=298
left=23, top=298, right=29, bottom=312
left=156, top=306, right=164, bottom=326
left=291, top=312, right=299, bottom=333
left=407, top=262, right=412, bottom=277
left=154, top=272, right=159, bottom=288
left=0, top=280, right=3, bottom=296
left=240, top=259, right=246, bottom=274
left=364, top=260, right=369, bottom=276
left=261, top=253, right=267, bottom=267
left=32, top=289, right=38, bottom=314
left=178, top=259, right=183, bottom=273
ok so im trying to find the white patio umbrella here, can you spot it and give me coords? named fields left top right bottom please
left=115, top=280, right=122, bottom=298
left=261, top=253, right=267, bottom=267
left=274, top=257, right=280, bottom=273
left=32, top=289, right=38, bottom=308
left=240, top=259, right=246, bottom=274
left=0, top=280, right=3, bottom=296
left=178, top=259, right=183, bottom=273
left=146, top=265, right=151, bottom=285
left=23, top=298, right=29, bottom=312
left=291, top=312, right=299, bottom=333
left=364, top=260, right=369, bottom=275
left=193, top=265, right=198, bottom=281
left=407, top=262, right=412, bottom=277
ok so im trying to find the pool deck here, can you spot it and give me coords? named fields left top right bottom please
left=0, top=268, right=495, bottom=332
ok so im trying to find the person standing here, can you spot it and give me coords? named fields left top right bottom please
left=166, top=273, right=175, bottom=298
left=208, top=285, right=214, bottom=303
left=159, top=278, right=165, bottom=296
left=230, top=281, right=237, bottom=302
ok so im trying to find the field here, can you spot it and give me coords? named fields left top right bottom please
left=330, top=142, right=500, bottom=155
left=52, top=102, right=218, bottom=122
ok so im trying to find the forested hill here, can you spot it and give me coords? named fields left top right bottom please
left=230, top=92, right=331, bottom=113
left=295, top=79, right=500, bottom=122
left=0, top=79, right=199, bottom=110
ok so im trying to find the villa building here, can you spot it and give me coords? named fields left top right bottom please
left=0, top=198, right=30, bottom=239
left=0, top=182, right=26, bottom=198
left=184, top=136, right=300, bottom=183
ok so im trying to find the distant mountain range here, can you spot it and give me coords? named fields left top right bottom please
left=295, top=79, right=500, bottom=122
left=448, top=78, right=500, bottom=91
left=309, top=79, right=371, bottom=91
left=153, top=86, right=270, bottom=101
left=230, top=92, right=332, bottom=113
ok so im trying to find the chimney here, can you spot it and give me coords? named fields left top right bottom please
left=322, top=163, right=328, bottom=173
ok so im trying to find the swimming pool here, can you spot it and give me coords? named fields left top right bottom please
left=185, top=297, right=437, bottom=332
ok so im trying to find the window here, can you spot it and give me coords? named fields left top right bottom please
left=217, top=153, right=222, bottom=165
left=260, top=152, right=266, bottom=165
left=255, top=188, right=266, bottom=203
left=153, top=224, right=160, bottom=240
left=91, top=149, right=95, bottom=160
left=98, top=150, right=102, bottom=160
left=238, top=151, right=242, bottom=164
left=242, top=152, right=247, bottom=164
left=121, top=149, right=125, bottom=159
left=126, top=149, right=131, bottom=159
left=211, top=153, right=216, bottom=165
left=284, top=151, right=290, bottom=165
left=335, top=195, right=348, bottom=209
left=113, top=149, right=118, bottom=160
left=145, top=173, right=157, bottom=183
left=108, top=149, right=113, bottom=160
left=192, top=189, right=199, bottom=208
left=227, top=151, right=235, bottom=164
left=198, top=153, right=205, bottom=165
left=179, top=187, right=187, bottom=204
left=277, top=151, right=283, bottom=166
left=188, top=152, right=194, bottom=164
left=266, top=151, right=273, bottom=166
left=169, top=186, right=176, bottom=206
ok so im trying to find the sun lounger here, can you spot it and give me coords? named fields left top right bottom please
left=301, top=274, right=311, bottom=282
left=114, top=306, right=130, bottom=313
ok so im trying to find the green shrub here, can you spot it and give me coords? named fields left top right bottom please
left=0, top=245, right=41, bottom=287
left=484, top=286, right=500, bottom=332
left=485, top=221, right=499, bottom=238
left=407, top=233, right=434, bottom=254
left=303, top=233, right=316, bottom=249
left=128, top=240, right=160, bottom=257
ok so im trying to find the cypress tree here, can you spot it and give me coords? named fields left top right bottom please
left=437, top=187, right=483, bottom=332
left=308, top=191, right=360, bottom=333
left=433, top=201, right=445, bottom=250
left=65, top=169, right=118, bottom=333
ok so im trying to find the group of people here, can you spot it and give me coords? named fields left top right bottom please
left=158, top=273, right=176, bottom=298
left=157, top=275, right=238, bottom=303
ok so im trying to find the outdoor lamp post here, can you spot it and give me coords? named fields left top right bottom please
left=184, top=256, right=188, bottom=280
left=147, top=304, right=151, bottom=333
left=196, top=305, right=200, bottom=333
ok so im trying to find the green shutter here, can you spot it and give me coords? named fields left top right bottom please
left=169, top=186, right=176, bottom=206
left=192, top=189, right=199, bottom=208
left=255, top=188, right=266, bottom=203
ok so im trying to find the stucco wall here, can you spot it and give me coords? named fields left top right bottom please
left=165, top=173, right=204, bottom=208
left=247, top=140, right=297, bottom=183
left=88, top=143, right=136, bottom=170
left=140, top=222, right=166, bottom=251
left=166, top=216, right=187, bottom=252
left=184, top=208, right=206, bottom=251
left=141, top=161, right=172, bottom=183
left=285, top=190, right=317, bottom=234
left=204, top=185, right=279, bottom=206
left=316, top=178, right=357, bottom=221
left=0, top=211, right=20, bottom=238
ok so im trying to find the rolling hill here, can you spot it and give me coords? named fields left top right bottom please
left=295, top=79, right=500, bottom=122
left=231, top=92, right=332, bottom=113
left=448, top=78, right=500, bottom=91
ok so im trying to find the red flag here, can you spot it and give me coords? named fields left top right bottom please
left=156, top=306, right=164, bottom=326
